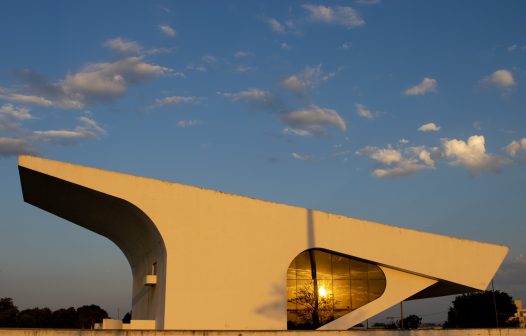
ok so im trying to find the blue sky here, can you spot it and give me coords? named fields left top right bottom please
left=1, top=0, right=525, bottom=324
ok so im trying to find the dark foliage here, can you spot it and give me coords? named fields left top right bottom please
left=76, top=304, right=108, bottom=329
left=50, top=307, right=77, bottom=328
left=445, top=290, right=518, bottom=328
left=400, top=314, right=422, bottom=329
left=0, top=297, right=109, bottom=329
left=0, top=298, right=19, bottom=327
left=17, top=308, right=52, bottom=328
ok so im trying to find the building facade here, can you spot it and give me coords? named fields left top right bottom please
left=18, top=155, right=508, bottom=330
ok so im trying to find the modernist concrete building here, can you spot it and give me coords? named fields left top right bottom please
left=18, top=155, right=508, bottom=330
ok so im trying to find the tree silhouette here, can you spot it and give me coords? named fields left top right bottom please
left=445, top=290, right=518, bottom=328
left=76, top=304, right=108, bottom=329
left=288, top=281, right=337, bottom=329
left=0, top=298, right=19, bottom=327
left=17, top=307, right=52, bottom=328
left=399, top=314, right=422, bottom=329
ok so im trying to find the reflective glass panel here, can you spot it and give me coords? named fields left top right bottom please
left=287, top=249, right=386, bottom=330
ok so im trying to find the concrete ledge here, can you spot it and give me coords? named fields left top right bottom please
left=0, top=329, right=525, bottom=336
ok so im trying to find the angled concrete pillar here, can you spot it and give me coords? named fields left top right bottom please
left=18, top=155, right=508, bottom=330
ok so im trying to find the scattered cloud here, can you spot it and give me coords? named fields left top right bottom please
left=186, top=64, right=207, bottom=72
left=236, top=65, right=257, bottom=73
left=145, top=47, right=176, bottom=55
left=281, top=105, right=346, bottom=136
left=1, top=57, right=170, bottom=109
left=0, top=114, right=105, bottom=157
left=32, top=116, right=106, bottom=145
left=479, top=69, right=515, bottom=90
left=103, top=37, right=142, bottom=54
left=508, top=44, right=518, bottom=52
left=356, top=144, right=439, bottom=178
left=153, top=95, right=201, bottom=108
left=341, top=42, right=351, bottom=49
left=355, top=103, right=378, bottom=120
left=202, top=54, right=218, bottom=64
left=442, top=135, right=510, bottom=175
left=0, top=103, right=32, bottom=121
left=418, top=122, right=441, bottom=132
left=504, top=138, right=526, bottom=157
left=234, top=51, right=253, bottom=58
left=159, top=24, right=176, bottom=37
left=291, top=152, right=311, bottom=161
left=223, top=89, right=276, bottom=109
left=0, top=87, right=53, bottom=107
left=0, top=137, right=36, bottom=157
left=267, top=18, right=286, bottom=33
left=399, top=139, right=409, bottom=144
left=280, top=42, right=292, bottom=50
left=177, top=119, right=203, bottom=128
left=404, top=77, right=438, bottom=96
left=281, top=64, right=334, bottom=96
left=302, top=4, right=365, bottom=28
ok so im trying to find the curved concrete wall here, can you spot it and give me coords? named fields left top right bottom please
left=18, top=155, right=508, bottom=330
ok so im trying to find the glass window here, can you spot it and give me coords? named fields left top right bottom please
left=287, top=249, right=386, bottom=330
left=332, top=255, right=350, bottom=279
left=314, top=250, right=332, bottom=280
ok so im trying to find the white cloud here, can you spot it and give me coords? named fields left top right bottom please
left=356, top=144, right=438, bottom=178
left=291, top=152, right=311, bottom=161
left=159, top=24, right=176, bottom=37
left=508, top=44, right=518, bottom=52
left=404, top=77, right=438, bottom=96
left=302, top=4, right=365, bottom=28
left=399, top=139, right=409, bottom=144
left=355, top=103, right=378, bottom=120
left=504, top=138, right=526, bottom=157
left=267, top=18, right=286, bottom=33
left=61, top=57, right=169, bottom=107
left=0, top=87, right=53, bottom=107
left=280, top=42, right=292, bottom=50
left=236, top=65, right=257, bottom=73
left=0, top=104, right=32, bottom=120
left=418, top=122, right=441, bottom=132
left=223, top=89, right=275, bottom=109
left=177, top=119, right=203, bottom=128
left=186, top=64, right=207, bottom=72
left=281, top=65, right=334, bottom=96
left=202, top=54, right=218, bottom=64
left=479, top=69, right=515, bottom=89
left=442, top=135, right=510, bottom=175
left=0, top=137, right=36, bottom=157
left=32, top=116, right=106, bottom=145
left=341, top=42, right=351, bottom=49
left=1, top=57, right=170, bottom=109
left=153, top=95, right=200, bottom=108
left=281, top=105, right=346, bottom=136
left=103, top=37, right=142, bottom=54
left=234, top=51, right=253, bottom=58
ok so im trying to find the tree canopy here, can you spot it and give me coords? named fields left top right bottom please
left=0, top=297, right=108, bottom=329
left=445, top=290, right=518, bottom=328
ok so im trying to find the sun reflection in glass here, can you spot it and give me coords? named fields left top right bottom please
left=318, top=286, right=328, bottom=297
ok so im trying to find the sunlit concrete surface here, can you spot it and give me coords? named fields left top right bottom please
left=18, top=155, right=508, bottom=330
left=1, top=329, right=526, bottom=336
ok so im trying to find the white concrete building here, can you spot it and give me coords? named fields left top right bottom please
left=18, top=155, right=508, bottom=330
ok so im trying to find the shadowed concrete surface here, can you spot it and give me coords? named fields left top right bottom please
left=1, top=329, right=525, bottom=336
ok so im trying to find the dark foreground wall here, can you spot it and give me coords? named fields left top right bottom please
left=0, top=329, right=525, bottom=336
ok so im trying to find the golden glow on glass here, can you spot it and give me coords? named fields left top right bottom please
left=287, top=249, right=386, bottom=330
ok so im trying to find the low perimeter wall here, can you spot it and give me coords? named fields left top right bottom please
left=0, top=329, right=525, bottom=336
